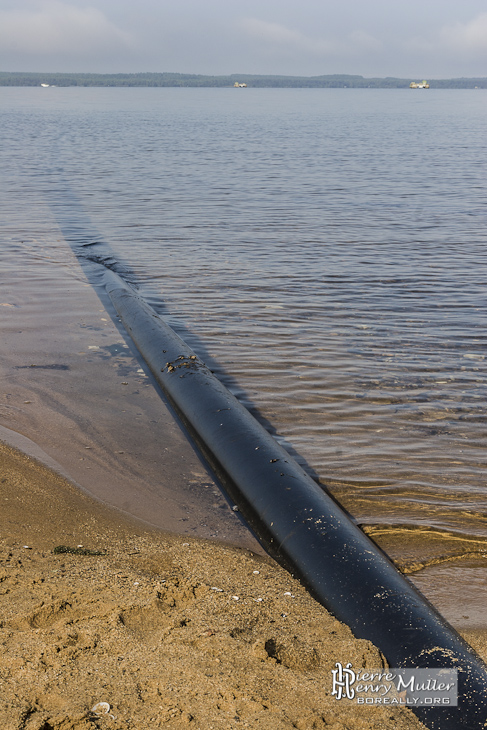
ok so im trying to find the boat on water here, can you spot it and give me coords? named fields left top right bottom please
left=410, top=80, right=430, bottom=88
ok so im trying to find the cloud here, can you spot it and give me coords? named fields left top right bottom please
left=240, top=18, right=336, bottom=56
left=408, top=12, right=487, bottom=61
left=348, top=30, right=382, bottom=53
left=240, top=17, right=381, bottom=59
left=439, top=12, right=487, bottom=55
left=0, top=1, right=134, bottom=57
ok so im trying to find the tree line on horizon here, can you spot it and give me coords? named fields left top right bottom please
left=0, top=71, right=485, bottom=89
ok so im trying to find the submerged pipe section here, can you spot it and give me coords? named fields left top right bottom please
left=105, top=269, right=487, bottom=729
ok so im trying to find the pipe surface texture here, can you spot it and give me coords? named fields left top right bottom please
left=105, top=270, right=487, bottom=729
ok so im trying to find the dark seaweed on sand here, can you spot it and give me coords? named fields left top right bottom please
left=53, top=545, right=106, bottom=556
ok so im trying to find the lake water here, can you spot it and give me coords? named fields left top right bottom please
left=1, top=87, right=487, bottom=623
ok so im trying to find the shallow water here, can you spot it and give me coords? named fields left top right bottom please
left=1, top=88, right=487, bottom=608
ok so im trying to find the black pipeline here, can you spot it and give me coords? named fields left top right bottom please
left=105, top=270, right=487, bottom=729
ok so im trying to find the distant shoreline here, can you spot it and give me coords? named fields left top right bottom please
left=1, top=71, right=486, bottom=89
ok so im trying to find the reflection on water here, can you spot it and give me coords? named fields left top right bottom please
left=1, top=88, right=487, bottom=568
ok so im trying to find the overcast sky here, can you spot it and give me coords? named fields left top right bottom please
left=1, top=0, right=486, bottom=78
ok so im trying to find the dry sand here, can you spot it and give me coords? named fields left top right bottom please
left=1, top=440, right=485, bottom=730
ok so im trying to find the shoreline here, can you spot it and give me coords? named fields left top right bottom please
left=0, top=439, right=433, bottom=729
left=0, top=243, right=258, bottom=551
left=1, top=73, right=486, bottom=89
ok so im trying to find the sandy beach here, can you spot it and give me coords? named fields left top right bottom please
left=0, top=439, right=442, bottom=730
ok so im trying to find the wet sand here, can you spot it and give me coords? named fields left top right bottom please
left=362, top=524, right=487, bottom=631
left=0, top=230, right=256, bottom=549
left=0, top=439, right=436, bottom=730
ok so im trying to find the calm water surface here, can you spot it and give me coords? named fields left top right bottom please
left=2, top=87, right=487, bottom=553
